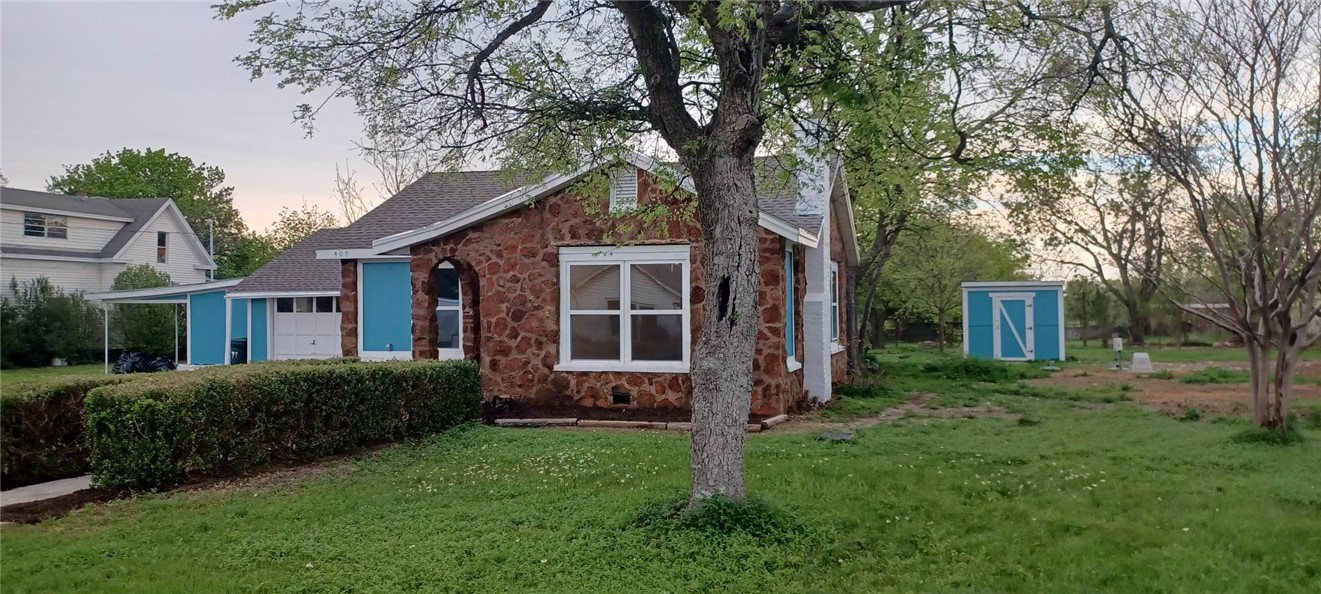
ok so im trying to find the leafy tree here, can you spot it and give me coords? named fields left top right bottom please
left=887, top=217, right=1028, bottom=350
left=221, top=0, right=1110, bottom=505
left=264, top=202, right=340, bottom=252
left=0, top=278, right=103, bottom=368
left=1065, top=277, right=1112, bottom=346
left=47, top=148, right=246, bottom=276
left=218, top=233, right=279, bottom=279
left=110, top=266, right=178, bottom=359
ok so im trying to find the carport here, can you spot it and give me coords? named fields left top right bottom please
left=88, top=278, right=244, bottom=373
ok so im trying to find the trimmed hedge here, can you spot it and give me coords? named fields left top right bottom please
left=1, top=377, right=126, bottom=486
left=85, top=360, right=481, bottom=490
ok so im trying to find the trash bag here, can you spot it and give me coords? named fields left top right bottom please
left=112, top=350, right=176, bottom=374
left=112, top=351, right=146, bottom=374
left=146, top=357, right=176, bottom=373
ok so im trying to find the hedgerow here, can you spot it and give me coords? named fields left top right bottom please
left=84, top=360, right=481, bottom=490
left=1, top=376, right=126, bottom=486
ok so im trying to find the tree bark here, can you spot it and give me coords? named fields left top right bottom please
left=1124, top=300, right=1146, bottom=345
left=937, top=309, right=947, bottom=352
left=686, top=151, right=761, bottom=505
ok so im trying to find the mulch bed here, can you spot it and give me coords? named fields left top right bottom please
left=486, top=401, right=771, bottom=424
left=1, top=488, right=130, bottom=525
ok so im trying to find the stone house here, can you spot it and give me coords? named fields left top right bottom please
left=210, top=154, right=857, bottom=415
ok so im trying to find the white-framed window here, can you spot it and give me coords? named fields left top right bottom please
left=609, top=167, right=639, bottom=212
left=435, top=262, right=462, bottom=357
left=276, top=296, right=339, bottom=313
left=156, top=231, right=168, bottom=263
left=830, top=261, right=840, bottom=343
left=557, top=244, right=690, bottom=373
left=22, top=212, right=67, bottom=239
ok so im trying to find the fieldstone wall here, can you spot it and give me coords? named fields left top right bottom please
left=397, top=169, right=809, bottom=416
left=340, top=260, right=358, bottom=357
left=829, top=204, right=851, bottom=383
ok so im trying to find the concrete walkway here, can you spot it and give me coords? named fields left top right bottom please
left=1, top=475, right=92, bottom=506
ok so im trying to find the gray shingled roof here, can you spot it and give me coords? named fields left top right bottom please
left=230, top=160, right=827, bottom=294
left=96, top=198, right=172, bottom=257
left=1, top=188, right=178, bottom=258
left=231, top=228, right=350, bottom=294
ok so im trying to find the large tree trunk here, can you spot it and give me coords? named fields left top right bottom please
left=1125, top=300, right=1146, bottom=345
left=846, top=265, right=861, bottom=376
left=686, top=151, right=761, bottom=505
left=1246, top=339, right=1273, bottom=427
left=937, top=310, right=947, bottom=352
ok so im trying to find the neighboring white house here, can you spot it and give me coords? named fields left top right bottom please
left=0, top=187, right=216, bottom=297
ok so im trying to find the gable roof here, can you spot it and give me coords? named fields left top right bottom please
left=0, top=188, right=215, bottom=267
left=350, top=154, right=830, bottom=257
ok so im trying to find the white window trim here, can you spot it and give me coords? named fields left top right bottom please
left=157, top=231, right=169, bottom=264
left=435, top=262, right=463, bottom=360
left=830, top=261, right=841, bottom=344
left=556, top=244, right=690, bottom=373
left=22, top=212, right=68, bottom=239
left=609, top=168, right=639, bottom=213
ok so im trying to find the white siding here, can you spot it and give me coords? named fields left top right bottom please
left=0, top=258, right=107, bottom=297
left=113, top=208, right=208, bottom=284
left=0, top=209, right=125, bottom=252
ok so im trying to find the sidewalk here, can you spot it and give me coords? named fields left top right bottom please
left=1, top=476, right=92, bottom=507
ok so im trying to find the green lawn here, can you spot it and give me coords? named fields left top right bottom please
left=1063, top=340, right=1321, bottom=365
left=3, top=351, right=1320, bottom=593
left=0, top=364, right=106, bottom=396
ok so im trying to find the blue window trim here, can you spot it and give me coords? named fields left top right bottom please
left=785, top=246, right=796, bottom=359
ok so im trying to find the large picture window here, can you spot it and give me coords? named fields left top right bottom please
left=558, top=245, right=690, bottom=372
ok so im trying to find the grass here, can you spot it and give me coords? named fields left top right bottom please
left=0, top=364, right=106, bottom=396
left=1063, top=340, right=1321, bottom=365
left=1181, top=366, right=1252, bottom=384
left=4, top=347, right=1321, bottom=593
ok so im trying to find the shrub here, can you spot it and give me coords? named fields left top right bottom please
left=630, top=493, right=810, bottom=542
left=0, top=278, right=103, bottom=368
left=1231, top=424, right=1305, bottom=446
left=84, top=360, right=481, bottom=490
left=1148, top=370, right=1176, bottom=380
left=1178, top=407, right=1202, bottom=422
left=919, top=357, right=1044, bottom=383
left=1, top=376, right=125, bottom=486
left=1180, top=367, right=1249, bottom=384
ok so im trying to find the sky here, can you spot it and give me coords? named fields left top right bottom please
left=1, top=1, right=369, bottom=230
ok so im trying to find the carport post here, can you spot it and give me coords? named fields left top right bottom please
left=103, top=303, right=111, bottom=375
left=174, top=303, right=180, bottom=363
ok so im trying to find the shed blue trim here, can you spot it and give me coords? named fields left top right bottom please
left=361, top=261, right=413, bottom=353
left=250, top=299, right=269, bottom=362
left=962, top=282, right=1065, bottom=362
left=188, top=291, right=228, bottom=365
left=230, top=299, right=248, bottom=340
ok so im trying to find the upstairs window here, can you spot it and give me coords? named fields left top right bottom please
left=23, top=213, right=67, bottom=239
left=156, top=232, right=168, bottom=263
left=609, top=168, right=638, bottom=212
left=558, top=245, right=690, bottom=372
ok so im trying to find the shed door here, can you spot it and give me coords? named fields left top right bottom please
left=992, top=295, right=1035, bottom=361
left=272, top=297, right=342, bottom=360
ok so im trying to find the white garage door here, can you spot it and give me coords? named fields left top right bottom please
left=272, top=296, right=342, bottom=360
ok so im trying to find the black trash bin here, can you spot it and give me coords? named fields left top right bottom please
left=230, top=338, right=249, bottom=365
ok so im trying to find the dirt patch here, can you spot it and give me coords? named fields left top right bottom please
left=1030, top=361, right=1321, bottom=416
left=0, top=487, right=130, bottom=525
left=782, top=393, right=1021, bottom=433
left=487, top=401, right=770, bottom=425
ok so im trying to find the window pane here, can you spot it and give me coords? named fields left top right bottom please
left=276, top=297, right=293, bottom=313
left=157, top=232, right=167, bottom=247
left=48, top=226, right=67, bottom=239
left=631, top=314, right=683, bottom=361
left=630, top=263, right=683, bottom=311
left=570, top=314, right=620, bottom=359
left=315, top=296, right=335, bottom=312
left=568, top=265, right=619, bottom=310
left=436, top=268, right=459, bottom=306
left=437, top=309, right=460, bottom=349
left=333, top=297, right=341, bottom=313
left=295, top=297, right=314, bottom=313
